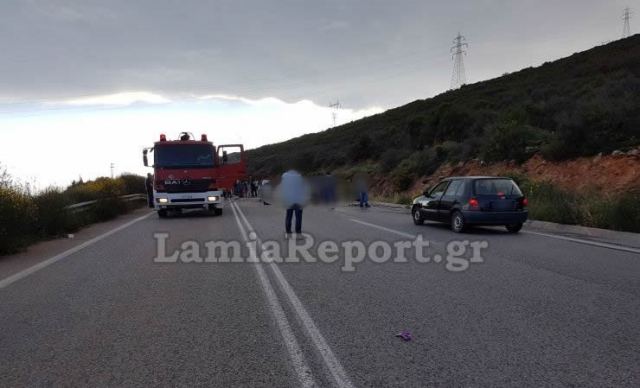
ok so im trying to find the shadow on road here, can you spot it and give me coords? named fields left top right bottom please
left=420, top=222, right=514, bottom=235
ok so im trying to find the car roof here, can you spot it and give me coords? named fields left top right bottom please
left=443, top=176, right=512, bottom=180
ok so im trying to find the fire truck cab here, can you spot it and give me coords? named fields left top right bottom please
left=143, top=132, right=245, bottom=218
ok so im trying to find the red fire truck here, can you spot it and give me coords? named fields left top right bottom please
left=143, top=132, right=246, bottom=218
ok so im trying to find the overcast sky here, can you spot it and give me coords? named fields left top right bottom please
left=0, top=0, right=636, bottom=187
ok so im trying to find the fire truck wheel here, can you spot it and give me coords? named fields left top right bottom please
left=158, top=209, right=168, bottom=218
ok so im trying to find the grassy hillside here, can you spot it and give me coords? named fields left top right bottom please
left=248, top=35, right=640, bottom=191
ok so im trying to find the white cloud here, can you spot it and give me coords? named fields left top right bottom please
left=62, top=92, right=171, bottom=106
left=0, top=93, right=383, bottom=189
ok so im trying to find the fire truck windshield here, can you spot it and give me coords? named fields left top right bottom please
left=154, top=144, right=215, bottom=168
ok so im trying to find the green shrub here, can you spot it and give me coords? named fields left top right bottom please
left=392, top=193, right=412, bottom=205
left=92, top=197, right=128, bottom=222
left=33, top=187, right=77, bottom=237
left=119, top=174, right=146, bottom=195
left=391, top=162, right=414, bottom=192
left=438, top=141, right=465, bottom=163
left=351, top=135, right=374, bottom=162
left=0, top=167, right=146, bottom=256
left=523, top=181, right=640, bottom=232
left=0, top=186, right=37, bottom=254
left=379, top=148, right=410, bottom=173
left=587, top=192, right=640, bottom=232
left=482, top=121, right=535, bottom=163
left=524, top=182, right=581, bottom=225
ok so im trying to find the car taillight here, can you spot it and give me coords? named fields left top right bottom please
left=469, top=198, right=479, bottom=209
left=523, top=197, right=528, bottom=207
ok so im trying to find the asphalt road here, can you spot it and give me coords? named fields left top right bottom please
left=1, top=199, right=639, bottom=387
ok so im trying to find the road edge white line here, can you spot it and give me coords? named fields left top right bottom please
left=230, top=202, right=317, bottom=388
left=0, top=211, right=154, bottom=289
left=350, top=216, right=639, bottom=256
left=524, top=231, right=640, bottom=254
left=233, top=201, right=356, bottom=388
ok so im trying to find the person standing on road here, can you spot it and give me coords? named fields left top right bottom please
left=260, top=179, right=272, bottom=205
left=251, top=179, right=258, bottom=198
left=355, top=173, right=370, bottom=208
left=279, top=170, right=310, bottom=239
left=145, top=173, right=154, bottom=208
left=323, top=171, right=337, bottom=209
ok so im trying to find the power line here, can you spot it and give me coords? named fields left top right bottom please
left=450, top=33, right=468, bottom=90
left=329, top=100, right=342, bottom=127
left=623, top=7, right=632, bottom=38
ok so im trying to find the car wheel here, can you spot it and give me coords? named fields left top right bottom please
left=158, top=209, right=168, bottom=218
left=505, top=223, right=523, bottom=233
left=451, top=211, right=466, bottom=233
left=215, top=208, right=223, bottom=216
left=412, top=207, right=424, bottom=225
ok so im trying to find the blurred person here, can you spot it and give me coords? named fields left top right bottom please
left=260, top=179, right=272, bottom=205
left=234, top=180, right=241, bottom=197
left=355, top=173, right=370, bottom=208
left=145, top=173, right=154, bottom=208
left=251, top=179, right=258, bottom=197
left=279, top=170, right=310, bottom=238
left=242, top=180, right=249, bottom=197
left=323, top=172, right=337, bottom=208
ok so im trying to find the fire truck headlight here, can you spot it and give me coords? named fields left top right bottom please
left=207, top=196, right=219, bottom=202
left=157, top=198, right=168, bottom=204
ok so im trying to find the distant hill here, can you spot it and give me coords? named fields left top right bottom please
left=248, top=35, right=640, bottom=191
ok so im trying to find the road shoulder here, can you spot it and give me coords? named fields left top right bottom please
left=0, top=207, right=154, bottom=281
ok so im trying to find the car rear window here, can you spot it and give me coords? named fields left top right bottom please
left=474, top=179, right=522, bottom=196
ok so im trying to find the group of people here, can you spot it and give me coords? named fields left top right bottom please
left=232, top=178, right=260, bottom=198
left=147, top=169, right=369, bottom=240
left=278, top=170, right=370, bottom=239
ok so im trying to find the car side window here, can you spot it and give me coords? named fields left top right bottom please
left=455, top=180, right=467, bottom=198
left=429, top=181, right=449, bottom=199
left=443, top=180, right=462, bottom=197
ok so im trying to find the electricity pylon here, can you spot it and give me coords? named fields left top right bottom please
left=450, top=33, right=468, bottom=90
left=329, top=100, right=342, bottom=127
left=623, top=7, right=632, bottom=38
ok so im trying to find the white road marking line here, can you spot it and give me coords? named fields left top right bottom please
left=348, top=218, right=447, bottom=250
left=524, top=231, right=640, bottom=254
left=233, top=202, right=356, bottom=388
left=229, top=202, right=317, bottom=388
left=0, top=212, right=154, bottom=289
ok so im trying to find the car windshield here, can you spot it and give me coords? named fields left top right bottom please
left=474, top=179, right=522, bottom=196
left=154, top=144, right=215, bottom=168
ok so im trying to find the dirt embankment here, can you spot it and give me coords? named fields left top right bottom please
left=375, top=149, right=640, bottom=198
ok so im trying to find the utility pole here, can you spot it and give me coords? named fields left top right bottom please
left=450, top=32, right=468, bottom=90
left=110, top=163, right=114, bottom=179
left=329, top=100, right=342, bottom=127
left=623, top=7, right=632, bottom=38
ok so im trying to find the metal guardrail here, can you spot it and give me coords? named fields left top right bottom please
left=65, top=193, right=147, bottom=212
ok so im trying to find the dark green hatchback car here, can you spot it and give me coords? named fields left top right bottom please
left=411, top=176, right=528, bottom=233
